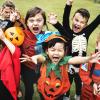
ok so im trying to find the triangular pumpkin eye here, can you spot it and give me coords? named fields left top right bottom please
left=15, top=37, right=19, bottom=41
left=10, top=38, right=13, bottom=41
left=10, top=32, right=14, bottom=36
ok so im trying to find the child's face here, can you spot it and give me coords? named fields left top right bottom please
left=27, top=13, right=44, bottom=35
left=2, top=7, right=14, bottom=19
left=72, top=13, right=87, bottom=33
left=46, top=43, right=65, bottom=64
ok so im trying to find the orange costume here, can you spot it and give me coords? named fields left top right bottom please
left=38, top=55, right=71, bottom=100
left=79, top=60, right=100, bottom=100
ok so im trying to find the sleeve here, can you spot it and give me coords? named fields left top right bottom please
left=12, top=46, right=21, bottom=88
left=79, top=63, right=92, bottom=85
left=5, top=20, right=15, bottom=30
left=53, top=22, right=70, bottom=40
left=60, top=56, right=72, bottom=65
left=12, top=46, right=21, bottom=58
left=84, top=14, right=100, bottom=38
left=63, top=4, right=72, bottom=30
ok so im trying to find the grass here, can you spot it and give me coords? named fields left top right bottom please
left=0, top=0, right=99, bottom=52
left=0, top=0, right=100, bottom=100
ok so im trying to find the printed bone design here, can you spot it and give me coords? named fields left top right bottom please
left=72, top=34, right=87, bottom=56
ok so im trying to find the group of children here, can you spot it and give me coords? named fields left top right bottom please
left=0, top=0, right=100, bottom=100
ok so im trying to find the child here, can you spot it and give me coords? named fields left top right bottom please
left=20, top=34, right=100, bottom=100
left=20, top=7, right=60, bottom=100
left=0, top=28, right=21, bottom=100
left=79, top=33, right=100, bottom=100
left=0, top=0, right=24, bottom=31
left=49, top=0, right=100, bottom=99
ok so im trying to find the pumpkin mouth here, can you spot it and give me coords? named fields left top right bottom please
left=44, top=88, right=58, bottom=98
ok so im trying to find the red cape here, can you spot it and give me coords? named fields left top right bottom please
left=0, top=46, right=21, bottom=100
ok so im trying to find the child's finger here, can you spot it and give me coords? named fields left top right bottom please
left=96, top=60, right=100, bottom=64
left=20, top=59, right=27, bottom=63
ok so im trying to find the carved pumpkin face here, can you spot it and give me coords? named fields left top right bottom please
left=5, top=27, right=24, bottom=46
left=38, top=65, right=70, bottom=100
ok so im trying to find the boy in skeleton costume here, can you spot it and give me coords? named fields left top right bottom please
left=79, top=33, right=100, bottom=100
left=48, top=0, right=100, bottom=99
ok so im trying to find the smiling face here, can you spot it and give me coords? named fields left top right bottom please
left=46, top=43, right=65, bottom=64
left=27, top=13, right=44, bottom=35
left=72, top=13, right=87, bottom=33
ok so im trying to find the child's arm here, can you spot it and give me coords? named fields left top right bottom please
left=48, top=13, right=70, bottom=40
left=84, top=14, right=100, bottom=38
left=0, top=29, right=15, bottom=54
left=20, top=54, right=46, bottom=64
left=68, top=52, right=100, bottom=64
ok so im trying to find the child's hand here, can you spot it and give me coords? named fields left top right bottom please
left=48, top=13, right=57, bottom=25
left=0, top=28, right=5, bottom=40
left=20, top=54, right=32, bottom=63
left=89, top=51, right=100, bottom=64
left=20, top=54, right=38, bottom=64
left=93, top=83, right=98, bottom=95
left=10, top=10, right=21, bottom=22
left=97, top=84, right=100, bottom=96
left=66, top=0, right=73, bottom=5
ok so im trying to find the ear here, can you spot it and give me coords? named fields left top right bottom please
left=46, top=49, right=48, bottom=55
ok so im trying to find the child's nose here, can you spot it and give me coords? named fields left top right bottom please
left=33, top=21, right=38, bottom=25
left=54, top=51, right=59, bottom=55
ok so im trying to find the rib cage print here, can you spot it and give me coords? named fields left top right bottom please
left=72, top=34, right=87, bottom=56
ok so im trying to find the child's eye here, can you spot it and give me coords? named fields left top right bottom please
left=37, top=19, right=43, bottom=22
left=75, top=19, right=79, bottom=22
left=58, top=49, right=63, bottom=52
left=51, top=49, right=55, bottom=51
left=29, top=19, right=34, bottom=23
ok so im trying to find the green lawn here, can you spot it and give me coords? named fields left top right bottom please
left=0, top=0, right=100, bottom=100
left=0, top=0, right=99, bottom=52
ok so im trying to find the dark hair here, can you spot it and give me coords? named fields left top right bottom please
left=2, top=0, right=15, bottom=10
left=74, top=8, right=90, bottom=22
left=42, top=38, right=67, bottom=52
left=25, top=7, right=47, bottom=27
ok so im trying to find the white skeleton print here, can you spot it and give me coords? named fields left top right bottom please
left=72, top=34, right=87, bottom=56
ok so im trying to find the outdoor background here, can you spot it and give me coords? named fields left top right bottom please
left=0, top=0, right=100, bottom=100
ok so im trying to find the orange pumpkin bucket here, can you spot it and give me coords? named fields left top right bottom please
left=5, top=27, right=24, bottom=46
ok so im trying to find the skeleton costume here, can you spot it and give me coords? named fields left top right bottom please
left=53, top=4, right=100, bottom=98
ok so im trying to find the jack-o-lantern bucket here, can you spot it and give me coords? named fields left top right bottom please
left=5, top=27, right=24, bottom=46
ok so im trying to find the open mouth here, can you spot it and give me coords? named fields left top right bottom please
left=32, top=27, right=39, bottom=32
left=52, top=57, right=60, bottom=63
left=74, top=25, right=80, bottom=31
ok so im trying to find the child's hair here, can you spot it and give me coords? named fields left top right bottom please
left=2, top=0, right=15, bottom=10
left=25, top=7, right=48, bottom=30
left=73, top=8, right=90, bottom=23
left=42, top=35, right=67, bottom=51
